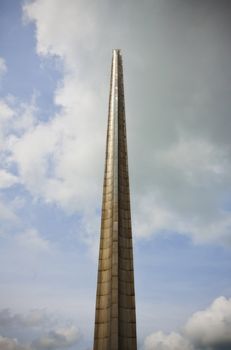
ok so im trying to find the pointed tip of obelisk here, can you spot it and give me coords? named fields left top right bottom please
left=113, top=48, right=121, bottom=56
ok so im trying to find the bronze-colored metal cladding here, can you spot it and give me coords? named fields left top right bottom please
left=93, top=50, right=137, bottom=350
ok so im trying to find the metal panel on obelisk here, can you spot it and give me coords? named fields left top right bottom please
left=93, top=50, right=137, bottom=350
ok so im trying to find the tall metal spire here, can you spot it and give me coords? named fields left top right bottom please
left=93, top=50, right=137, bottom=350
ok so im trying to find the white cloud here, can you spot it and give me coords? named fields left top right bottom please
left=185, top=296, right=231, bottom=349
left=23, top=0, right=98, bottom=68
left=0, top=170, right=18, bottom=189
left=11, top=97, right=37, bottom=133
left=133, top=192, right=231, bottom=245
left=0, top=99, right=14, bottom=150
left=156, top=139, right=228, bottom=185
left=144, top=296, right=231, bottom=350
left=8, top=100, right=103, bottom=213
left=16, top=229, right=50, bottom=252
left=0, top=96, right=37, bottom=181
left=0, top=57, right=7, bottom=78
left=144, top=331, right=193, bottom=350
left=20, top=0, right=231, bottom=247
left=0, top=195, right=27, bottom=236
left=0, top=1, right=219, bottom=253
left=0, top=100, right=14, bottom=122
left=0, top=198, right=19, bottom=228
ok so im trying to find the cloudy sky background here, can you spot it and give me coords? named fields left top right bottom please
left=1, top=0, right=231, bottom=349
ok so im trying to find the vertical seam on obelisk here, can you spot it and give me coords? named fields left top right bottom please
left=118, top=51, right=123, bottom=348
left=108, top=50, right=115, bottom=350
left=110, top=49, right=119, bottom=350
left=118, top=50, right=121, bottom=349
left=108, top=51, right=115, bottom=347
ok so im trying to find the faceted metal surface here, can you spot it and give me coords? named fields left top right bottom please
left=93, top=50, right=137, bottom=350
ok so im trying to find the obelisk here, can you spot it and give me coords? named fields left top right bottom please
left=93, top=50, right=137, bottom=350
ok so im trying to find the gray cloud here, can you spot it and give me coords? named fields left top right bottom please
left=32, top=326, right=79, bottom=350
left=0, top=336, right=30, bottom=350
left=0, top=309, right=80, bottom=350
left=0, top=309, right=49, bottom=329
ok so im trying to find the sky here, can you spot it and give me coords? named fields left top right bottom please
left=0, top=0, right=231, bottom=349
